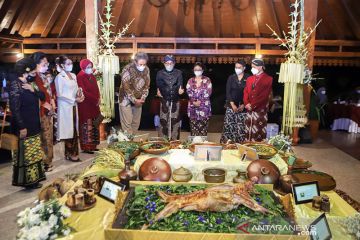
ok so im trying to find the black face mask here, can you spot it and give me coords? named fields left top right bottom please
left=26, top=75, right=35, bottom=82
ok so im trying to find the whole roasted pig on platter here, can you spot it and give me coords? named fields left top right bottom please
left=142, top=181, right=273, bottom=230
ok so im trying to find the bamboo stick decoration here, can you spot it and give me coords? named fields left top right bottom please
left=267, top=0, right=321, bottom=135
left=96, top=0, right=134, bottom=120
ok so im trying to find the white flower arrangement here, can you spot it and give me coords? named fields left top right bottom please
left=17, top=199, right=73, bottom=240
left=337, top=213, right=360, bottom=239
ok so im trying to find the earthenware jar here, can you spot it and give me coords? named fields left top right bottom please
left=118, top=158, right=138, bottom=190
left=320, top=195, right=330, bottom=212
left=247, top=159, right=280, bottom=185
left=172, top=166, right=192, bottom=182
left=233, top=170, right=247, bottom=183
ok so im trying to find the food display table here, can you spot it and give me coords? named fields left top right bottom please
left=134, top=149, right=288, bottom=182
left=58, top=165, right=357, bottom=240
left=329, top=103, right=360, bottom=133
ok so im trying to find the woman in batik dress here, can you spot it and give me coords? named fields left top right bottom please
left=186, top=62, right=212, bottom=136
left=220, top=60, right=249, bottom=143
left=9, top=57, right=46, bottom=188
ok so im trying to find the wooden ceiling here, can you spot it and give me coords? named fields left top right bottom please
left=0, top=0, right=359, bottom=40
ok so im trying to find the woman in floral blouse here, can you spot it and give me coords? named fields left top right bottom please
left=186, top=62, right=212, bottom=136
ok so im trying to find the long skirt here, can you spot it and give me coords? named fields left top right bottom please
left=190, top=119, right=209, bottom=136
left=40, top=115, right=53, bottom=166
left=79, top=118, right=100, bottom=151
left=244, top=109, right=268, bottom=142
left=64, top=107, right=79, bottom=157
left=159, top=100, right=180, bottom=140
left=220, top=107, right=246, bottom=143
left=12, top=134, right=46, bottom=187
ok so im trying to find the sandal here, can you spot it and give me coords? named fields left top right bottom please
left=44, top=164, right=54, bottom=172
left=82, top=150, right=94, bottom=154
left=25, top=183, right=43, bottom=189
left=65, top=156, right=81, bottom=162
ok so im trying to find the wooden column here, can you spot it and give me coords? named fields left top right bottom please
left=85, top=0, right=100, bottom=65
left=304, top=0, right=318, bottom=113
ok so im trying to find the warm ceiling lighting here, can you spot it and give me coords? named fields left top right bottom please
left=131, top=53, right=135, bottom=60
left=16, top=53, right=24, bottom=58
left=255, top=54, right=263, bottom=59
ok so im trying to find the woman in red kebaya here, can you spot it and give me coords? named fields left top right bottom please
left=76, top=59, right=101, bottom=154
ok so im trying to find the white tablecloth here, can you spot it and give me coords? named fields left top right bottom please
left=331, top=118, right=360, bottom=133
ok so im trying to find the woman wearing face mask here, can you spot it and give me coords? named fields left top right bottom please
left=55, top=55, right=84, bottom=161
left=9, top=57, right=46, bottom=188
left=156, top=55, right=184, bottom=140
left=31, top=52, right=56, bottom=172
left=220, top=60, right=249, bottom=143
left=76, top=59, right=101, bottom=154
left=186, top=62, right=212, bottom=136
left=119, top=52, right=150, bottom=135
left=243, top=58, right=273, bottom=142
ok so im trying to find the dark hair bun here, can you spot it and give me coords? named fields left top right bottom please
left=14, top=57, right=36, bottom=75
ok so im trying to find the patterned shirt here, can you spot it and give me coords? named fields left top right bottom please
left=186, top=76, right=212, bottom=120
left=119, top=63, right=150, bottom=106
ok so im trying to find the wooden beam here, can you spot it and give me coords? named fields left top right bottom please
left=57, top=0, right=78, bottom=37
left=0, top=0, right=21, bottom=31
left=9, top=0, right=32, bottom=34
left=19, top=0, right=46, bottom=37
left=85, top=0, right=99, bottom=64
left=182, top=0, right=196, bottom=37
left=69, top=2, right=85, bottom=37
left=161, top=0, right=179, bottom=37
left=129, top=0, right=147, bottom=37
left=41, top=0, right=63, bottom=37
left=211, top=0, right=221, bottom=37
left=154, top=4, right=165, bottom=37
left=249, top=0, right=261, bottom=37
left=115, top=0, right=132, bottom=33
left=231, top=2, right=241, bottom=37
left=340, top=0, right=360, bottom=39
left=142, top=2, right=159, bottom=37
left=110, top=0, right=125, bottom=33
left=268, top=0, right=281, bottom=36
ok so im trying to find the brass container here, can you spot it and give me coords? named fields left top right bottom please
left=85, top=189, right=95, bottom=204
left=203, top=168, right=226, bottom=183
left=172, top=167, right=192, bottom=182
left=75, top=193, right=85, bottom=209
left=320, top=195, right=330, bottom=212
left=66, top=191, right=76, bottom=207
left=312, top=196, right=322, bottom=210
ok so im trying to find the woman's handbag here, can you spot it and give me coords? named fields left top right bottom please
left=0, top=103, right=18, bottom=151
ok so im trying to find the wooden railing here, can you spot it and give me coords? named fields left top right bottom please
left=1, top=37, right=360, bottom=66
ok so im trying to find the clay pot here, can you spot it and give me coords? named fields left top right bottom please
left=279, top=174, right=299, bottom=193
left=139, top=157, right=172, bottom=182
left=247, top=159, right=280, bottom=185
left=172, top=166, right=192, bottom=182
left=203, top=168, right=226, bottom=183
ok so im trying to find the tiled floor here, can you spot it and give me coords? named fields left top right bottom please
left=0, top=130, right=359, bottom=239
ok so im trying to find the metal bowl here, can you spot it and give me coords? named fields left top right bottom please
left=202, top=168, right=226, bottom=183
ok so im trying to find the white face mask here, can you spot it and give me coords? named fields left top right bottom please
left=321, top=90, right=326, bottom=95
left=39, top=66, right=48, bottom=73
left=235, top=68, right=243, bottom=75
left=194, top=70, right=203, bottom=77
left=84, top=68, right=93, bottom=75
left=56, top=66, right=63, bottom=73
left=251, top=68, right=259, bottom=75
left=165, top=65, right=174, bottom=72
left=64, top=65, right=73, bottom=72
left=136, top=65, right=145, bottom=72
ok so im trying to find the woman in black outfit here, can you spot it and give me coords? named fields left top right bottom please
left=9, top=58, right=46, bottom=188
left=220, top=60, right=249, bottom=143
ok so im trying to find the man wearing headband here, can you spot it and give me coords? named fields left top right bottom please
left=243, top=58, right=273, bottom=141
left=156, top=55, right=184, bottom=140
